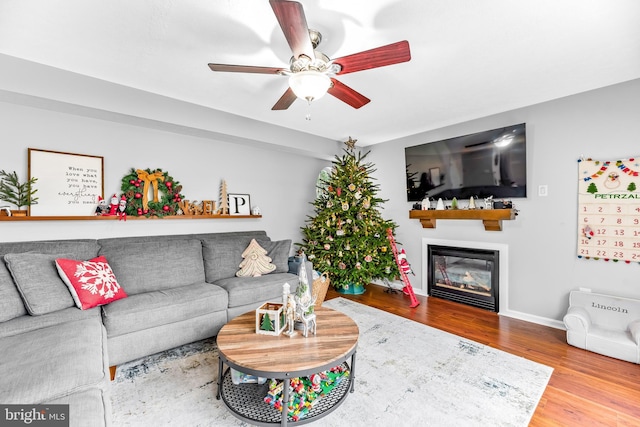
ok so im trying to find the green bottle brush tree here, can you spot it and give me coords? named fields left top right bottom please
left=0, top=170, right=38, bottom=215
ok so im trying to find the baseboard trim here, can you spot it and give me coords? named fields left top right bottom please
left=499, top=309, right=565, bottom=330
left=374, top=282, right=566, bottom=330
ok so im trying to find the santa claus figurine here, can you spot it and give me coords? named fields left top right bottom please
left=117, top=195, right=127, bottom=221
left=94, top=196, right=108, bottom=216
left=397, top=249, right=413, bottom=276
left=107, top=194, right=119, bottom=216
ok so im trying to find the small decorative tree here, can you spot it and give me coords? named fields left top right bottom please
left=0, top=170, right=38, bottom=214
left=218, top=180, right=229, bottom=214
left=298, top=139, right=399, bottom=294
left=260, top=313, right=274, bottom=332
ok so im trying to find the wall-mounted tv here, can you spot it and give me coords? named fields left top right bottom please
left=405, top=123, right=527, bottom=202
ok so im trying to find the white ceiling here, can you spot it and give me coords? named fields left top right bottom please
left=1, top=0, right=639, bottom=147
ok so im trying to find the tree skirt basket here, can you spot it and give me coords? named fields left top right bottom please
left=312, top=272, right=330, bottom=306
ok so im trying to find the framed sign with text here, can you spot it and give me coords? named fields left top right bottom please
left=227, top=193, right=251, bottom=215
left=577, top=157, right=640, bottom=263
left=28, top=148, right=104, bottom=216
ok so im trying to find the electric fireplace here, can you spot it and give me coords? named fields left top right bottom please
left=427, top=244, right=499, bottom=312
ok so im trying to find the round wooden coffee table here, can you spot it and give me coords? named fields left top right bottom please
left=216, top=305, right=359, bottom=426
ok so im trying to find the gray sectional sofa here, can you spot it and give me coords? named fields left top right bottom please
left=0, top=230, right=298, bottom=427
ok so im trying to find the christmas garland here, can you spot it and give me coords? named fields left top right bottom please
left=120, top=168, right=184, bottom=217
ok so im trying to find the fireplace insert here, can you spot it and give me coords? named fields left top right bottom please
left=427, top=245, right=499, bottom=312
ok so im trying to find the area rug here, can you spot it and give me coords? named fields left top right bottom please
left=111, top=298, right=552, bottom=426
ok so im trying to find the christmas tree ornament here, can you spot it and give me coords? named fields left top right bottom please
left=341, top=202, right=349, bottom=211
left=348, top=183, right=356, bottom=191
left=354, top=191, right=362, bottom=199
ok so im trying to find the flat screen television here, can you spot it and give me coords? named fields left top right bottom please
left=405, top=123, right=527, bottom=202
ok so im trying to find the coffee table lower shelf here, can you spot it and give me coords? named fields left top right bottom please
left=219, top=362, right=352, bottom=426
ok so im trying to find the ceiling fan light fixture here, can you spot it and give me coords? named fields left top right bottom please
left=288, top=70, right=331, bottom=102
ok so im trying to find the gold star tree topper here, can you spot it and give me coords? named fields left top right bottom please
left=344, top=137, right=357, bottom=151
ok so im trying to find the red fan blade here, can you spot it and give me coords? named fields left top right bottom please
left=272, top=87, right=298, bottom=110
left=208, top=64, right=285, bottom=75
left=332, top=40, right=411, bottom=75
left=269, top=0, right=314, bottom=60
left=327, top=78, right=370, bottom=109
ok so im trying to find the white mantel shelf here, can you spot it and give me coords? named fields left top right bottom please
left=409, top=209, right=516, bottom=231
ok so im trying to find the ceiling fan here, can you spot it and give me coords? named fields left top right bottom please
left=208, top=0, right=411, bottom=110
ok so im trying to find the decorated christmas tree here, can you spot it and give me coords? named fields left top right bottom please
left=298, top=139, right=399, bottom=294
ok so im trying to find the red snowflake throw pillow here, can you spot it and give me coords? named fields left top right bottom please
left=56, top=256, right=127, bottom=310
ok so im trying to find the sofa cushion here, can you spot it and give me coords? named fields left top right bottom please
left=56, top=256, right=128, bottom=310
left=0, top=316, right=108, bottom=404
left=257, top=239, right=292, bottom=274
left=0, top=257, right=27, bottom=322
left=46, top=388, right=111, bottom=427
left=214, top=273, right=298, bottom=308
left=4, top=253, right=75, bottom=315
left=98, top=239, right=205, bottom=295
left=101, top=282, right=228, bottom=337
left=0, top=307, right=100, bottom=339
left=0, top=240, right=100, bottom=259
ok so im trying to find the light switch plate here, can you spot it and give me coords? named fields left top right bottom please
left=538, top=185, right=548, bottom=197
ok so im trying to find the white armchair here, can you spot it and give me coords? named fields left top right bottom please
left=563, top=290, right=640, bottom=364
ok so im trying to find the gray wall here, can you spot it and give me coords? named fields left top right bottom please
left=369, top=78, right=640, bottom=327
left=0, top=100, right=329, bottom=244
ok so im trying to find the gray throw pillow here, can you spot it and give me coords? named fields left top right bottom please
left=4, top=253, right=75, bottom=315
left=0, top=258, right=27, bottom=321
left=257, top=239, right=292, bottom=274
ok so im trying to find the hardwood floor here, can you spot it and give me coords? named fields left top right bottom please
left=325, top=284, right=640, bottom=426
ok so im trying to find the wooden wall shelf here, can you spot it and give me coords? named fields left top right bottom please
left=0, top=214, right=261, bottom=222
left=409, top=209, right=516, bottom=231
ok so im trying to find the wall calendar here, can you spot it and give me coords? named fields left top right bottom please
left=578, top=157, right=640, bottom=263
